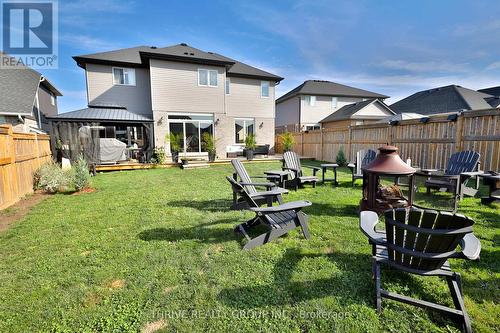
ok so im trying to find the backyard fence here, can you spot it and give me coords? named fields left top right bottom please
left=0, top=124, right=52, bottom=210
left=275, top=109, right=500, bottom=171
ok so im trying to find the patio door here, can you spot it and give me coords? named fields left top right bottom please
left=168, top=114, right=214, bottom=155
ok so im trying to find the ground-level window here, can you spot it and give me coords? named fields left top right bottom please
left=304, top=124, right=320, bottom=131
left=168, top=114, right=214, bottom=153
left=235, top=118, right=254, bottom=144
left=99, top=125, right=144, bottom=147
left=112, top=67, right=136, bottom=86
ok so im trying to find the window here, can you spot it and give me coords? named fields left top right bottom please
left=305, top=95, right=316, bottom=106
left=225, top=78, right=230, bottom=94
left=50, top=93, right=56, bottom=106
left=235, top=118, right=254, bottom=144
left=261, top=81, right=270, bottom=97
left=198, top=69, right=218, bottom=87
left=331, top=97, right=338, bottom=108
left=305, top=124, right=320, bottom=131
left=112, top=67, right=136, bottom=85
left=167, top=114, right=214, bottom=154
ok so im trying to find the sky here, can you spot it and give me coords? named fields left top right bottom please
left=37, top=0, right=500, bottom=113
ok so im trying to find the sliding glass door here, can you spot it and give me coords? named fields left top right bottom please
left=168, top=114, right=214, bottom=155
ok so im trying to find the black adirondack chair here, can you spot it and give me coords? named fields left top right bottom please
left=226, top=176, right=312, bottom=250
left=347, top=149, right=377, bottom=186
left=360, top=208, right=481, bottom=333
left=230, top=159, right=288, bottom=210
left=282, top=151, right=320, bottom=190
left=420, top=151, right=481, bottom=211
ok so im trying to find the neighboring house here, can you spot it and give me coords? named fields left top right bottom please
left=376, top=112, right=424, bottom=124
left=0, top=55, right=61, bottom=133
left=319, top=99, right=395, bottom=129
left=390, top=85, right=499, bottom=115
left=275, top=80, right=388, bottom=132
left=478, top=86, right=500, bottom=108
left=51, top=43, right=283, bottom=160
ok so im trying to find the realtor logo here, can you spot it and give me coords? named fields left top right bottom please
left=1, top=0, right=58, bottom=68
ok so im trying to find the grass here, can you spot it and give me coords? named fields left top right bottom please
left=0, top=162, right=498, bottom=332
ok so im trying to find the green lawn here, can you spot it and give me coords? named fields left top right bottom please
left=0, top=162, right=498, bottom=332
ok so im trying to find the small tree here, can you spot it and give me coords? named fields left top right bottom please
left=165, top=132, right=182, bottom=163
left=244, top=133, right=257, bottom=150
left=202, top=132, right=217, bottom=162
left=73, top=154, right=91, bottom=191
left=336, top=148, right=347, bottom=166
left=280, top=132, right=295, bottom=152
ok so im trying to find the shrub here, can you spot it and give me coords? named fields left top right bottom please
left=245, top=133, right=257, bottom=150
left=73, top=154, right=91, bottom=191
left=152, top=147, right=167, bottom=165
left=280, top=132, right=295, bottom=152
left=336, top=148, right=347, bottom=166
left=165, top=133, right=182, bottom=154
left=34, top=161, right=70, bottom=193
left=201, top=132, right=216, bottom=154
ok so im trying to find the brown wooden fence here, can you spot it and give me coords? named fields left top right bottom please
left=0, top=125, right=52, bottom=210
left=275, top=109, right=500, bottom=171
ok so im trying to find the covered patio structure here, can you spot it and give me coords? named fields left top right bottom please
left=47, top=105, right=154, bottom=166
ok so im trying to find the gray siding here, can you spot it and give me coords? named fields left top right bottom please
left=86, top=63, right=152, bottom=115
left=37, top=85, right=57, bottom=116
left=275, top=97, right=299, bottom=127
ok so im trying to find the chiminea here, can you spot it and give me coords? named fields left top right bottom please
left=360, top=146, right=416, bottom=214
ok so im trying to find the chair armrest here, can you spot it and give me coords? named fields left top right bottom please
left=239, top=182, right=276, bottom=188
left=250, top=200, right=311, bottom=213
left=460, top=171, right=483, bottom=178
left=250, top=188, right=289, bottom=198
left=347, top=163, right=355, bottom=168
left=417, top=171, right=459, bottom=179
left=457, top=233, right=481, bottom=260
left=282, top=167, right=299, bottom=175
left=359, top=211, right=386, bottom=245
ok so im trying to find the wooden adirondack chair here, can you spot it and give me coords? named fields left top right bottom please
left=226, top=176, right=312, bottom=250
left=282, top=151, right=320, bottom=190
left=230, top=159, right=288, bottom=210
left=360, top=208, right=481, bottom=333
left=347, top=149, right=377, bottom=186
left=420, top=151, right=481, bottom=211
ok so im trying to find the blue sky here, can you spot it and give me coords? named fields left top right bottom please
left=40, top=0, right=500, bottom=113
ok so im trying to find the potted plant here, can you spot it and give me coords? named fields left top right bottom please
left=245, top=133, right=257, bottom=161
left=166, top=133, right=182, bottom=163
left=280, top=131, right=295, bottom=152
left=202, top=132, right=217, bottom=162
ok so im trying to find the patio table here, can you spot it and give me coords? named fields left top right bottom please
left=320, top=163, right=339, bottom=186
left=478, top=173, right=500, bottom=204
left=264, top=170, right=289, bottom=188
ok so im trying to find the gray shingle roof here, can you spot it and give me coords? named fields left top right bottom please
left=48, top=107, right=153, bottom=122
left=319, top=99, right=394, bottom=123
left=0, top=67, right=39, bottom=115
left=390, top=85, right=494, bottom=115
left=276, top=80, right=389, bottom=104
left=478, top=86, right=500, bottom=97
left=74, top=43, right=283, bottom=81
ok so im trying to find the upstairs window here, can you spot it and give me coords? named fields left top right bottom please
left=261, top=81, right=270, bottom=97
left=112, top=67, right=136, bottom=86
left=50, top=93, right=56, bottom=106
left=198, top=69, right=218, bottom=87
left=305, top=95, right=316, bottom=106
left=331, top=97, right=338, bottom=108
left=225, top=78, right=230, bottom=94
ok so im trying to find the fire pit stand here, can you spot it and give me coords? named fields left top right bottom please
left=360, top=146, right=416, bottom=214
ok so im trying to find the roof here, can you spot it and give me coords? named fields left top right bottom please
left=390, top=85, right=494, bottom=115
left=376, top=112, right=424, bottom=123
left=74, top=43, right=283, bottom=82
left=478, top=86, right=500, bottom=96
left=47, top=106, right=153, bottom=122
left=0, top=53, right=62, bottom=115
left=319, top=99, right=394, bottom=123
left=276, top=80, right=389, bottom=104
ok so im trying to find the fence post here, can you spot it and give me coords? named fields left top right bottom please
left=347, top=126, right=352, bottom=161
left=455, top=113, right=464, bottom=152
left=320, top=128, right=324, bottom=161
left=388, top=124, right=393, bottom=146
left=8, top=125, right=19, bottom=205
left=301, top=132, right=304, bottom=156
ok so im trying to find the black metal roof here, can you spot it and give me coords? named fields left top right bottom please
left=47, top=106, right=153, bottom=122
left=73, top=43, right=283, bottom=82
left=276, top=80, right=389, bottom=104
left=319, top=99, right=394, bottom=123
left=390, top=85, right=494, bottom=115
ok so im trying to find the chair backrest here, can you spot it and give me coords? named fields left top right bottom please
left=226, top=176, right=258, bottom=208
left=283, top=151, right=302, bottom=178
left=357, top=149, right=377, bottom=174
left=446, top=151, right=480, bottom=175
left=383, top=207, right=474, bottom=271
left=231, top=159, right=256, bottom=194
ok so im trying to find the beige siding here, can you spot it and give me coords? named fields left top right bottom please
left=275, top=97, right=299, bottom=127
left=225, top=77, right=275, bottom=118
left=352, top=102, right=393, bottom=119
left=150, top=59, right=225, bottom=113
left=300, top=95, right=364, bottom=124
left=86, top=63, right=152, bottom=115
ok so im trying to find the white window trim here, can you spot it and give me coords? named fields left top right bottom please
left=225, top=78, right=231, bottom=95
left=112, top=67, right=136, bottom=86
left=167, top=113, right=215, bottom=155
left=198, top=68, right=218, bottom=87
left=260, top=81, right=270, bottom=98
left=234, top=117, right=255, bottom=145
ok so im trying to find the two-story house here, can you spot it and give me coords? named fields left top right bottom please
left=0, top=54, right=62, bottom=133
left=52, top=43, right=283, bottom=160
left=275, top=80, right=388, bottom=132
